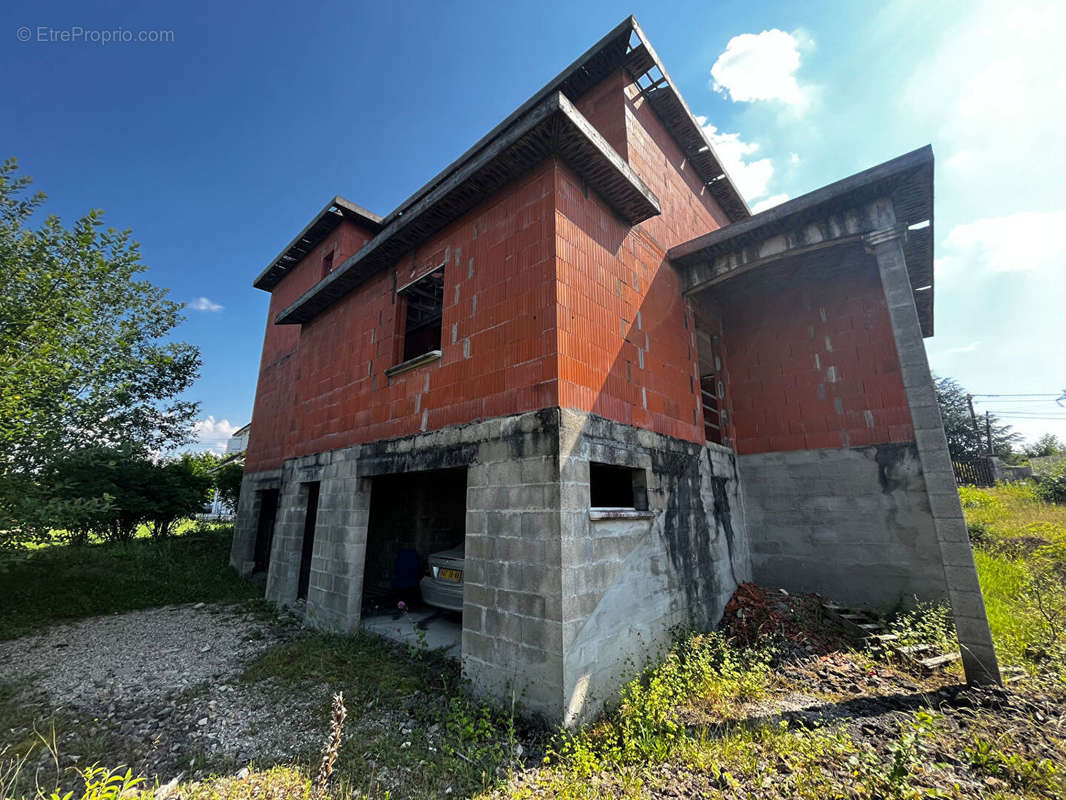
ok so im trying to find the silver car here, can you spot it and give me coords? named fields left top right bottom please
left=420, top=545, right=464, bottom=612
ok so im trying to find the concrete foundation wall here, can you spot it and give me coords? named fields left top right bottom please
left=232, top=407, right=751, bottom=724
left=557, top=409, right=749, bottom=725
left=739, top=443, right=947, bottom=611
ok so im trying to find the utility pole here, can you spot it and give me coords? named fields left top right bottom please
left=985, top=410, right=994, bottom=455
left=967, top=394, right=982, bottom=455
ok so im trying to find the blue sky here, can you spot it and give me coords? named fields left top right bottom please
left=3, top=0, right=1063, bottom=450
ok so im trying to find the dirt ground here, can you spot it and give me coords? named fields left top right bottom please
left=0, top=604, right=328, bottom=782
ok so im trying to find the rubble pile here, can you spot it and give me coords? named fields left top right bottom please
left=719, top=582, right=853, bottom=654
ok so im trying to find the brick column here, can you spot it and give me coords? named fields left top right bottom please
left=866, top=217, right=1000, bottom=685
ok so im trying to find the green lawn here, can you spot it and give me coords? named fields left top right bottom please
left=0, top=525, right=260, bottom=641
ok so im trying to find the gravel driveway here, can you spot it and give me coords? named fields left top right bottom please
left=0, top=604, right=331, bottom=781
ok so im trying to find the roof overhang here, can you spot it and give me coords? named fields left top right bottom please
left=670, top=146, right=935, bottom=336
left=376, top=16, right=749, bottom=233
left=275, top=91, right=661, bottom=325
left=254, top=197, right=384, bottom=291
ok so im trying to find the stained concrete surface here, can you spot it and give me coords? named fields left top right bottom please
left=362, top=606, right=462, bottom=658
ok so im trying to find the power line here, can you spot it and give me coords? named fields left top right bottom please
left=993, top=416, right=1066, bottom=421
left=970, top=392, right=1061, bottom=398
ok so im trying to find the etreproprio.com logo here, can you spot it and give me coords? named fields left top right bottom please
left=16, top=26, right=175, bottom=44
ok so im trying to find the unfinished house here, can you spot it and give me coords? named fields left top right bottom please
left=231, top=17, right=999, bottom=724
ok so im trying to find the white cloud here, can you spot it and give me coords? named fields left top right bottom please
left=944, top=340, right=982, bottom=355
left=789, top=152, right=801, bottom=166
left=695, top=116, right=778, bottom=202
left=188, top=297, right=224, bottom=312
left=751, top=193, right=790, bottom=213
left=937, top=211, right=1066, bottom=278
left=710, top=29, right=808, bottom=107
left=193, top=416, right=237, bottom=453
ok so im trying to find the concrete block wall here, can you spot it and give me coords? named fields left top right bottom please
left=231, top=406, right=752, bottom=723
left=557, top=409, right=749, bottom=725
left=230, top=468, right=281, bottom=576
left=461, top=412, right=565, bottom=717
left=739, top=444, right=947, bottom=609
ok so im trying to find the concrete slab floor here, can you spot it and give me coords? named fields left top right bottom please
left=361, top=607, right=462, bottom=659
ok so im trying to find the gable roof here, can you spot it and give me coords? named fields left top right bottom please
left=275, top=92, right=661, bottom=325
left=377, top=16, right=750, bottom=231
left=257, top=17, right=750, bottom=322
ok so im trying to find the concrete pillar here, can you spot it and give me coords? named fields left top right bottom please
left=461, top=414, right=565, bottom=720
left=304, top=448, right=371, bottom=632
left=264, top=468, right=311, bottom=608
left=988, top=457, right=1006, bottom=484
left=866, top=215, right=1001, bottom=685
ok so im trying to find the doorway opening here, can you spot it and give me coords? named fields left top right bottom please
left=297, top=482, right=321, bottom=601
left=253, top=488, right=279, bottom=575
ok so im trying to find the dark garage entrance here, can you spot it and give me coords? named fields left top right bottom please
left=360, top=467, right=466, bottom=656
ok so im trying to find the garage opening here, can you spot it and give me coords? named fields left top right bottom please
left=360, top=467, right=466, bottom=657
left=253, top=488, right=279, bottom=575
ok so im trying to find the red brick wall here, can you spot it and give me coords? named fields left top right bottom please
left=623, top=80, right=732, bottom=249
left=246, top=69, right=798, bottom=470
left=555, top=159, right=705, bottom=444
left=245, top=162, right=559, bottom=472
left=574, top=71, right=628, bottom=157
left=248, top=220, right=376, bottom=471
left=553, top=71, right=734, bottom=445
left=723, top=254, right=913, bottom=455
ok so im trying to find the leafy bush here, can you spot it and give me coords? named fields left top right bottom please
left=215, top=460, right=245, bottom=512
left=967, top=520, right=991, bottom=545
left=30, top=446, right=212, bottom=544
left=1035, top=461, right=1066, bottom=505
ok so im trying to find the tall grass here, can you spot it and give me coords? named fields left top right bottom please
left=962, top=483, right=1066, bottom=676
left=0, top=526, right=259, bottom=641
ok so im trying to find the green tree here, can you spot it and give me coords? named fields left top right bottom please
left=145, top=453, right=215, bottom=537
left=215, top=460, right=245, bottom=512
left=934, top=375, right=1020, bottom=461
left=0, top=158, right=200, bottom=542
left=1024, top=433, right=1065, bottom=459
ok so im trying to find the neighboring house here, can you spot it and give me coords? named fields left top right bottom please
left=204, top=423, right=249, bottom=516
left=225, top=423, right=251, bottom=455
left=231, top=17, right=999, bottom=724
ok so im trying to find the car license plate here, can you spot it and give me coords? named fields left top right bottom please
left=438, top=568, right=462, bottom=582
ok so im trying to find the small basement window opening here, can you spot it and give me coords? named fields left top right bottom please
left=589, top=462, right=648, bottom=510
left=399, top=267, right=444, bottom=362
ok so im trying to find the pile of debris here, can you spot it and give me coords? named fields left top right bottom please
left=719, top=582, right=853, bottom=654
